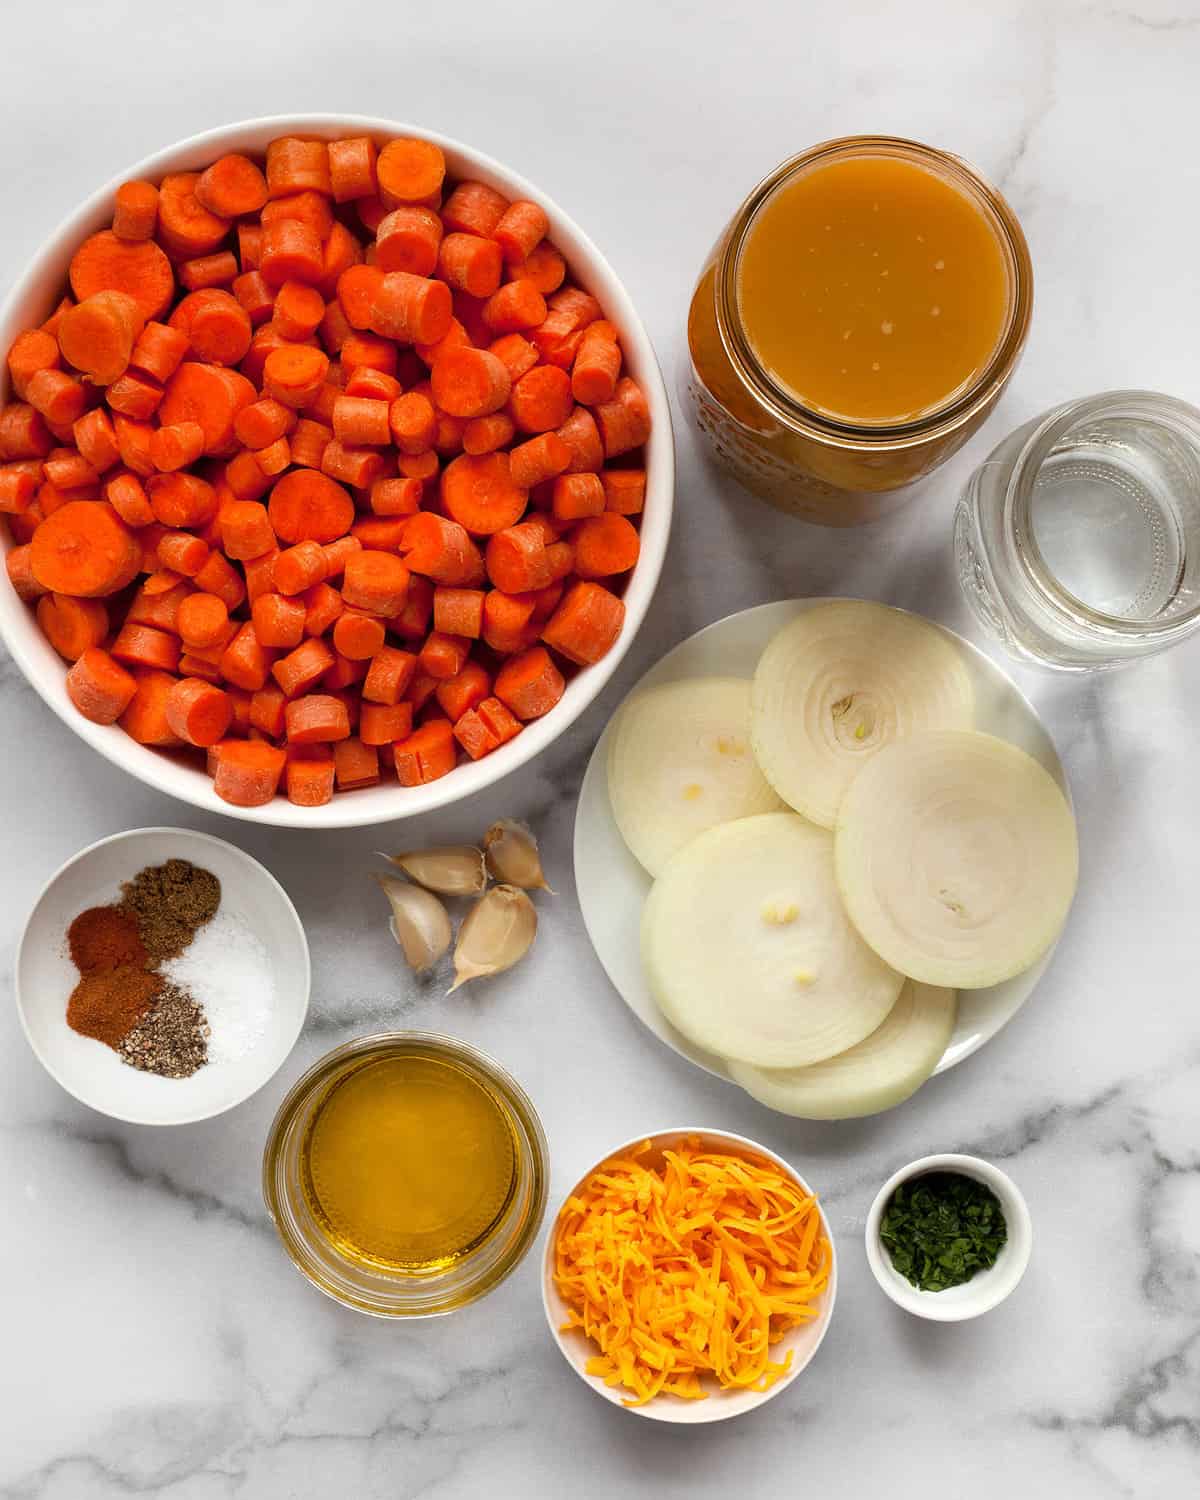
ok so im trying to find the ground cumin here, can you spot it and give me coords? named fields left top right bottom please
left=120, top=858, right=221, bottom=961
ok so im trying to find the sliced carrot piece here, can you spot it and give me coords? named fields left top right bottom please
left=213, top=740, right=287, bottom=806
left=401, top=512, right=485, bottom=586
left=195, top=154, right=268, bottom=218
left=268, top=468, right=354, bottom=544
left=595, top=376, right=652, bottom=458
left=508, top=241, right=566, bottom=295
left=494, top=645, right=565, bottom=721
left=30, top=501, right=141, bottom=597
left=369, top=272, right=453, bottom=346
left=541, top=579, right=626, bottom=665
left=552, top=471, right=605, bottom=521
left=286, top=746, right=336, bottom=806
left=157, top=172, right=231, bottom=258
left=572, top=512, right=641, bottom=577
left=431, top=347, right=511, bottom=419
left=393, top=718, right=457, bottom=785
left=111, top=621, right=181, bottom=673
left=169, top=288, right=252, bottom=366
left=376, top=138, right=446, bottom=208
left=482, top=280, right=546, bottom=335
left=375, top=206, right=443, bottom=275
left=272, top=636, right=336, bottom=697
left=159, top=361, right=256, bottom=453
left=165, top=677, right=233, bottom=747
left=435, top=659, right=490, bottom=721
left=359, top=701, right=414, bottom=746
left=286, top=693, right=351, bottom=744
left=177, top=592, right=230, bottom=649
left=341, top=549, right=410, bottom=615
left=69, top=231, right=174, bottom=321
left=266, top=138, right=332, bottom=198
left=66, top=647, right=137, bottom=723
left=219, top=620, right=274, bottom=692
left=328, top=138, right=378, bottom=203
left=112, top=181, right=159, bottom=242
left=36, top=593, right=107, bottom=660
left=441, top=180, right=508, bottom=237
left=362, top=644, right=417, bottom=705
left=119, top=669, right=183, bottom=746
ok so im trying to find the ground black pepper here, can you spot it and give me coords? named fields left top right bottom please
left=120, top=858, right=221, bottom=961
left=117, top=982, right=210, bottom=1078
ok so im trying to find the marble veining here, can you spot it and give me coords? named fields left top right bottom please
left=2, top=1, right=1199, bottom=1496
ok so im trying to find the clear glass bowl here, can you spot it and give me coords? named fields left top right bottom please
left=262, top=1031, right=548, bottom=1317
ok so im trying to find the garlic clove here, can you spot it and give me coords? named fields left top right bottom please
left=379, top=846, right=487, bottom=896
left=376, top=876, right=452, bottom=973
left=482, top=820, right=553, bottom=893
left=449, top=884, right=537, bottom=993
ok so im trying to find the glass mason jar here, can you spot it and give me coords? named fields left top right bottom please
left=955, top=391, right=1200, bottom=670
left=685, top=136, right=1033, bottom=526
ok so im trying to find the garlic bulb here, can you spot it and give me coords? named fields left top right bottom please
left=376, top=876, right=452, bottom=973
left=483, top=820, right=553, bottom=892
left=449, top=884, right=537, bottom=993
left=380, top=846, right=487, bottom=896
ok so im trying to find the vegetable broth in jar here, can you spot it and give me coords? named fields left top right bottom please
left=685, top=137, right=1032, bottom=526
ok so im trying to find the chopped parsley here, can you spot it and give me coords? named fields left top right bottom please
left=880, top=1171, right=1007, bottom=1292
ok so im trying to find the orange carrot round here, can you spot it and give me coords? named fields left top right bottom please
left=195, top=154, right=268, bottom=218
left=271, top=280, right=326, bottom=341
left=332, top=610, right=387, bottom=660
left=328, top=138, right=378, bottom=203
left=7, top=329, right=60, bottom=399
left=213, top=739, right=287, bottom=805
left=493, top=200, right=549, bottom=265
left=482, top=280, right=547, bottom=335
left=285, top=693, right=352, bottom=744
left=112, top=181, right=159, bottom=242
left=431, top=347, right=512, bottom=419
left=69, top=231, right=174, bottom=321
left=177, top=592, right=230, bottom=648
left=36, top=593, right=108, bottom=660
left=30, top=501, right=141, bottom=597
left=572, top=512, right=641, bottom=577
left=66, top=647, right=137, bottom=723
left=509, top=241, right=567, bottom=295
left=462, top=411, right=515, bottom=456
left=260, top=218, right=324, bottom=287
left=441, top=452, right=528, bottom=536
left=510, top=364, right=573, bottom=434
left=262, top=344, right=330, bottom=409
left=159, top=362, right=256, bottom=453
left=595, top=376, right=652, bottom=458
left=541, top=580, right=626, bottom=665
left=438, top=233, right=503, bottom=298
left=56, top=291, right=145, bottom=385
left=332, top=394, right=391, bottom=447
left=441, top=181, right=508, bottom=237
left=220, top=499, right=276, bottom=560
left=165, top=677, right=234, bottom=747
left=169, top=289, right=252, bottom=366
left=251, top=591, right=306, bottom=648
left=146, top=471, right=217, bottom=528
left=179, top=251, right=239, bottom=292
left=401, top=512, right=485, bottom=586
left=369, top=272, right=453, bottom=347
left=376, top=138, right=446, bottom=208
left=266, top=138, right=332, bottom=199
left=149, top=421, right=205, bottom=473
left=389, top=391, right=438, bottom=454
left=494, top=645, right=565, bottom=721
left=375, top=206, right=443, bottom=276
left=266, top=468, right=353, bottom=546
left=342, top=550, right=410, bottom=615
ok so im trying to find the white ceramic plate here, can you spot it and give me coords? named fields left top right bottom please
left=542, top=1127, right=836, bottom=1422
left=573, top=600, right=1071, bottom=1097
left=16, top=827, right=310, bottom=1124
left=0, top=114, right=673, bottom=827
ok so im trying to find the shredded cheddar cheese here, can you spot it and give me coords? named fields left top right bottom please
left=552, top=1138, right=831, bottom=1406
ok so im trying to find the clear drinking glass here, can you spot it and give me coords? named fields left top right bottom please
left=954, top=391, right=1200, bottom=669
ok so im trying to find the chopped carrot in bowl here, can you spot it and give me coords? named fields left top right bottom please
left=1, top=131, right=653, bottom=811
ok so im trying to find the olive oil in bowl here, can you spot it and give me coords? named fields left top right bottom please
left=264, top=1033, right=548, bottom=1316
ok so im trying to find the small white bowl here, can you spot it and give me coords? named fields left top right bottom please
left=865, top=1153, right=1032, bottom=1321
left=542, top=1127, right=837, bottom=1423
left=15, top=827, right=310, bottom=1125
left=0, top=114, right=673, bottom=828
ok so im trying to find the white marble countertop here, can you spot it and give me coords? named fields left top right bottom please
left=2, top=3, right=1199, bottom=1496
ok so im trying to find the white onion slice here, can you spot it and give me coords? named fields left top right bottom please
left=728, top=981, right=956, bottom=1119
left=751, top=601, right=974, bottom=828
left=608, top=677, right=782, bottom=876
left=835, top=730, right=1078, bottom=988
left=641, top=812, right=903, bottom=1067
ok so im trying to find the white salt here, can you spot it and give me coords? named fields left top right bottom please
left=163, top=908, right=275, bottom=1063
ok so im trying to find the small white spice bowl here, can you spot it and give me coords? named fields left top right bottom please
left=865, top=1153, right=1032, bottom=1322
left=542, top=1127, right=837, bottom=1423
left=15, top=827, right=310, bottom=1125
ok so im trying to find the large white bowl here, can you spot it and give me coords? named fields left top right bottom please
left=0, top=114, right=673, bottom=827
left=542, top=1127, right=837, bottom=1422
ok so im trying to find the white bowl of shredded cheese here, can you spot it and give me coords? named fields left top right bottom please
left=542, top=1127, right=837, bottom=1422
left=16, top=826, right=310, bottom=1124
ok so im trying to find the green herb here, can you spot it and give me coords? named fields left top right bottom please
left=879, top=1171, right=1007, bottom=1292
